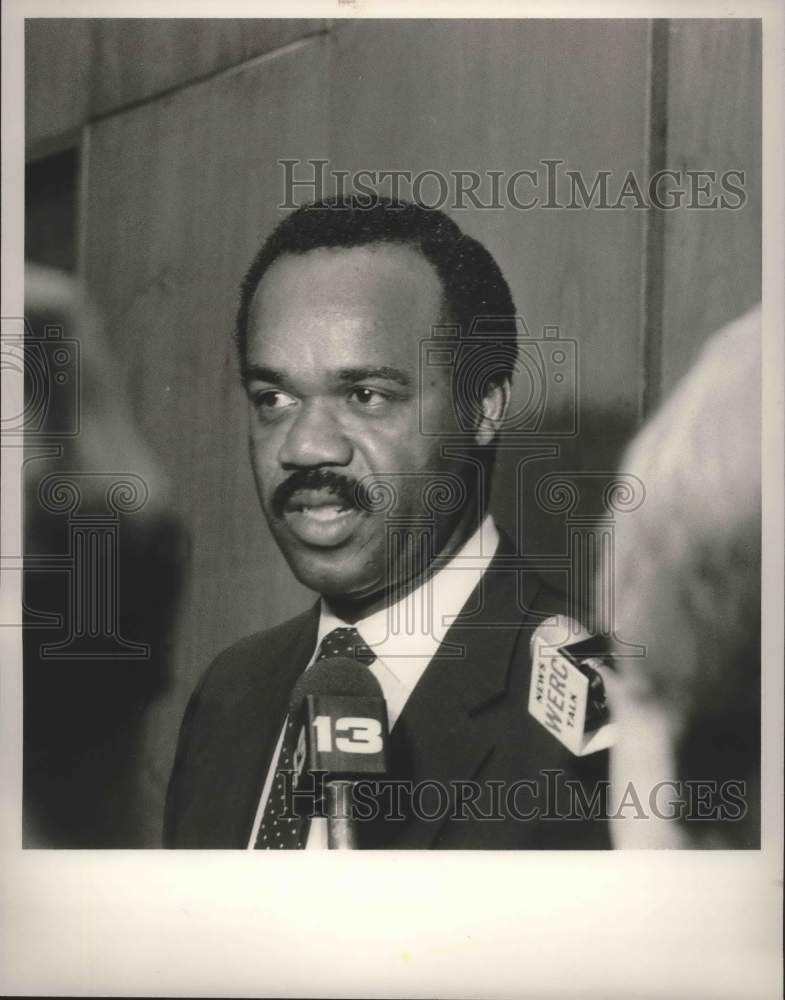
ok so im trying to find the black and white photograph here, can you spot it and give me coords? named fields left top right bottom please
left=1, top=2, right=782, bottom=997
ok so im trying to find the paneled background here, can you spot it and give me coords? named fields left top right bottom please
left=24, top=18, right=761, bottom=846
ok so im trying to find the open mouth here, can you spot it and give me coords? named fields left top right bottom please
left=281, top=490, right=362, bottom=546
left=283, top=489, right=353, bottom=515
left=288, top=503, right=353, bottom=521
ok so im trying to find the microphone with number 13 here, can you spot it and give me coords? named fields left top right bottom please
left=255, top=627, right=389, bottom=850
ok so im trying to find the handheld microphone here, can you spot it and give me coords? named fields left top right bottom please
left=528, top=615, right=616, bottom=755
left=287, top=657, right=388, bottom=849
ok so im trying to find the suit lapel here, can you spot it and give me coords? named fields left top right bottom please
left=375, top=532, right=543, bottom=848
left=222, top=603, right=320, bottom=844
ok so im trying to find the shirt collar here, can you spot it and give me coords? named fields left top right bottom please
left=317, top=514, right=500, bottom=678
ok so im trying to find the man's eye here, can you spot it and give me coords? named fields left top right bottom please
left=347, top=386, right=389, bottom=407
left=253, top=390, right=297, bottom=416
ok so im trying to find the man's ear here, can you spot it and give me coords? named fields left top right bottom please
left=474, top=377, right=511, bottom=446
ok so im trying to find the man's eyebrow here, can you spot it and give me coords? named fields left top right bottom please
left=240, top=364, right=412, bottom=389
left=241, top=365, right=285, bottom=386
left=336, top=367, right=411, bottom=387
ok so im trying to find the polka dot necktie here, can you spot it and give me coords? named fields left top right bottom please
left=255, top=626, right=376, bottom=849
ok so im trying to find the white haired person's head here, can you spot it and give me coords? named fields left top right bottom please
left=605, top=307, right=760, bottom=848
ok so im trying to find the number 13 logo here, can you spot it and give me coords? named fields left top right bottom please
left=312, top=715, right=383, bottom=754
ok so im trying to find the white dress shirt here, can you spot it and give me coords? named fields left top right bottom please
left=247, top=515, right=500, bottom=849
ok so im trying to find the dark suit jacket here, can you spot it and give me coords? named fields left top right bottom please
left=164, top=534, right=610, bottom=848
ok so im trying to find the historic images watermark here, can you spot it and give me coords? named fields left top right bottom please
left=418, top=317, right=577, bottom=437
left=2, top=315, right=152, bottom=658
left=332, top=316, right=647, bottom=656
left=2, top=317, right=81, bottom=438
left=279, top=159, right=748, bottom=212
left=280, top=770, right=750, bottom=825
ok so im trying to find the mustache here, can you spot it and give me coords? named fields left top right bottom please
left=271, top=468, right=373, bottom=518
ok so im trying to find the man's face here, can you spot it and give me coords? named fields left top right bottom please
left=244, top=243, right=475, bottom=603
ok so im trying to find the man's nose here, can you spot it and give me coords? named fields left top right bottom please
left=278, top=399, right=352, bottom=468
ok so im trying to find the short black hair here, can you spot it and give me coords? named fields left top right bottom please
left=235, top=197, right=518, bottom=399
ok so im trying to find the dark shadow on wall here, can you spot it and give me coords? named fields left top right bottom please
left=491, top=405, right=639, bottom=620
left=25, top=148, right=80, bottom=273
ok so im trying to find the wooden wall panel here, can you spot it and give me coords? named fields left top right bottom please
left=89, top=18, right=330, bottom=118
left=660, top=19, right=761, bottom=390
left=25, top=20, right=95, bottom=155
left=327, top=19, right=650, bottom=554
left=26, top=18, right=330, bottom=155
left=83, top=35, right=330, bottom=842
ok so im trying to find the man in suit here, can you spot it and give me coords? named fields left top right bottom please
left=164, top=197, right=609, bottom=849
